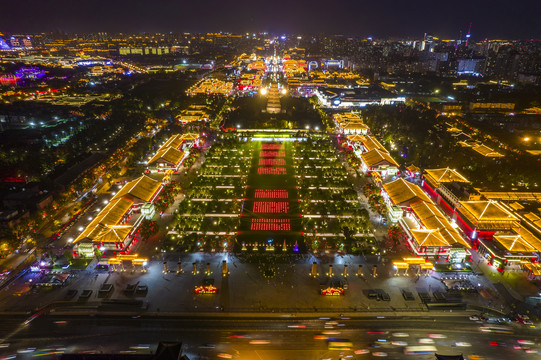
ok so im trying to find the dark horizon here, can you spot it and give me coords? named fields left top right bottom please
left=1, top=0, right=541, bottom=40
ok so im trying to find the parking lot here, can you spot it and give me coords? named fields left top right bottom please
left=0, top=253, right=507, bottom=315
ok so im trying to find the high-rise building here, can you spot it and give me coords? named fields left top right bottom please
left=9, top=36, right=20, bottom=48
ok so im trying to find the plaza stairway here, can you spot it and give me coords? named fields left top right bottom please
left=266, top=83, right=281, bottom=114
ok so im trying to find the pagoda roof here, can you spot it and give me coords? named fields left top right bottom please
left=161, top=134, right=183, bottom=150
left=493, top=233, right=536, bottom=252
left=361, top=149, right=399, bottom=168
left=92, top=225, right=133, bottom=244
left=406, top=164, right=421, bottom=173
left=411, top=201, right=470, bottom=248
left=459, top=200, right=517, bottom=222
left=425, top=167, right=469, bottom=185
left=472, top=144, right=504, bottom=157
left=383, top=178, right=431, bottom=207
left=147, top=147, right=184, bottom=166
left=362, top=136, right=388, bottom=153
left=410, top=229, right=451, bottom=247
left=74, top=198, right=133, bottom=243
left=112, top=175, right=162, bottom=203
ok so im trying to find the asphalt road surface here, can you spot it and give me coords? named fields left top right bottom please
left=1, top=313, right=540, bottom=360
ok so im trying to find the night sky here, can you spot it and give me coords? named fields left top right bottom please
left=1, top=0, right=540, bottom=39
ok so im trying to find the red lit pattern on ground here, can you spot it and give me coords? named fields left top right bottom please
left=261, top=143, right=283, bottom=150
left=253, top=201, right=289, bottom=213
left=250, top=218, right=291, bottom=231
left=260, top=151, right=285, bottom=158
left=254, top=190, right=289, bottom=199
left=259, top=158, right=286, bottom=166
left=258, top=167, right=286, bottom=175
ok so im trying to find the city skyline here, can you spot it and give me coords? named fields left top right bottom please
left=1, top=0, right=541, bottom=39
left=2, top=4, right=541, bottom=359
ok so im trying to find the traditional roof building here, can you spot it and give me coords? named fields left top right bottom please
left=360, top=149, right=399, bottom=176
left=398, top=200, right=471, bottom=258
left=471, top=144, right=504, bottom=157
left=405, top=165, right=421, bottom=177
left=422, top=167, right=480, bottom=212
left=146, top=133, right=199, bottom=173
left=383, top=178, right=432, bottom=208
left=392, top=188, right=472, bottom=260
left=147, top=147, right=185, bottom=172
left=456, top=200, right=518, bottom=240
left=176, top=105, right=210, bottom=124
left=111, top=175, right=163, bottom=206
left=424, top=168, right=469, bottom=188
left=162, top=134, right=184, bottom=150
left=361, top=136, right=387, bottom=153
left=341, top=122, right=370, bottom=135
left=332, top=113, right=370, bottom=135
left=477, top=226, right=541, bottom=269
left=74, top=175, right=164, bottom=255
left=74, top=198, right=136, bottom=252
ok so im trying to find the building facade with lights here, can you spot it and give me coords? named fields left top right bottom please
left=315, top=86, right=406, bottom=108
left=455, top=200, right=518, bottom=241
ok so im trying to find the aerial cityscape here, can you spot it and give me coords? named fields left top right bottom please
left=1, top=2, right=541, bottom=360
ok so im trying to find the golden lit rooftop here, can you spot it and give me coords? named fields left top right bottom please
left=361, top=149, right=399, bottom=168
left=383, top=178, right=432, bottom=207
left=112, top=175, right=162, bottom=203
left=424, top=167, right=469, bottom=185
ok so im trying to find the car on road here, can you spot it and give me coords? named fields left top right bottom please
left=404, top=346, right=437, bottom=355
left=469, top=314, right=488, bottom=321
left=517, top=315, right=534, bottom=326
left=287, top=324, right=306, bottom=328
left=327, top=338, right=352, bottom=350
left=392, top=333, right=409, bottom=337
left=24, top=313, right=40, bottom=325
left=249, top=340, right=270, bottom=345
left=480, top=326, right=513, bottom=334
left=354, top=349, right=370, bottom=354
left=391, top=341, right=408, bottom=346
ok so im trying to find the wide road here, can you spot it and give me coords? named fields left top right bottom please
left=0, top=312, right=539, bottom=359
